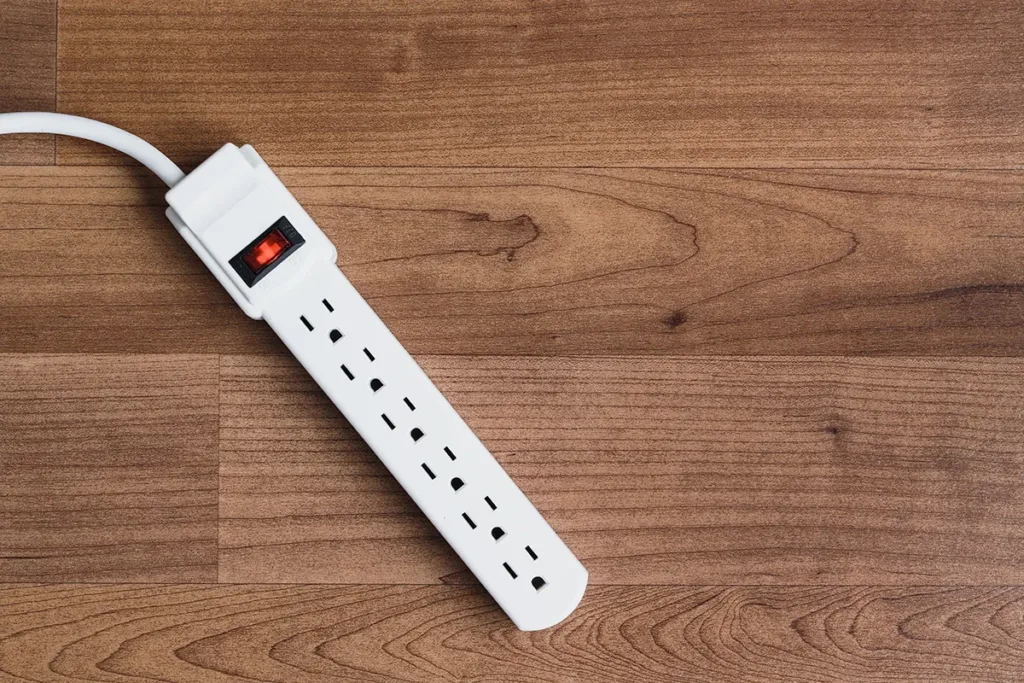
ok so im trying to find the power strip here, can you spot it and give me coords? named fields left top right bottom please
left=163, top=143, right=588, bottom=630
left=0, top=112, right=589, bottom=630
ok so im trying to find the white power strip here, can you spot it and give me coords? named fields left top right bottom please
left=0, top=109, right=587, bottom=632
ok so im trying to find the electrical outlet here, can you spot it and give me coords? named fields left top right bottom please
left=257, top=262, right=588, bottom=630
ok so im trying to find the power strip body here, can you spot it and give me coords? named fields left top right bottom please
left=165, top=144, right=587, bottom=631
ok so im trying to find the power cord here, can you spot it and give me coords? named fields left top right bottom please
left=0, top=112, right=184, bottom=186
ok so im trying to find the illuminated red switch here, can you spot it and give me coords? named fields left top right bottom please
left=242, top=228, right=290, bottom=271
left=229, top=216, right=306, bottom=286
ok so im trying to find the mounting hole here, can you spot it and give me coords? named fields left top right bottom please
left=329, top=329, right=342, bottom=343
left=450, top=477, right=465, bottom=492
left=490, top=526, right=505, bottom=541
left=410, top=428, right=424, bottom=442
left=370, top=378, right=384, bottom=392
left=531, top=576, right=546, bottom=591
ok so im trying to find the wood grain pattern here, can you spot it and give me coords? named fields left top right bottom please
left=56, top=0, right=1024, bottom=169
left=4, top=166, right=1024, bottom=356
left=0, top=354, right=219, bottom=583
left=1, top=584, right=1021, bottom=683
left=220, top=354, right=1024, bottom=586
left=2, top=2, right=1023, bottom=680
left=0, top=0, right=56, bottom=165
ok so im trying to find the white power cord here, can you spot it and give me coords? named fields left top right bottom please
left=0, top=112, right=184, bottom=187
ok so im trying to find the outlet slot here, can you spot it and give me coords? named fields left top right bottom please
left=300, top=316, right=313, bottom=331
left=322, top=298, right=334, bottom=312
left=370, top=378, right=384, bottom=392
left=503, top=562, right=517, bottom=579
left=531, top=576, right=546, bottom=591
left=485, top=496, right=496, bottom=510
left=329, top=329, right=342, bottom=343
left=403, top=397, right=416, bottom=411
left=451, top=477, right=465, bottom=492
left=382, top=414, right=395, bottom=430
left=341, top=365, right=354, bottom=380
left=421, top=463, right=435, bottom=479
left=444, top=446, right=456, bottom=461
left=363, top=348, right=375, bottom=361
left=462, top=512, right=477, bottom=529
left=491, top=526, right=505, bottom=541
left=526, top=545, right=538, bottom=560
left=410, top=428, right=424, bottom=442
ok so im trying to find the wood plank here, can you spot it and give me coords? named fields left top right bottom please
left=56, top=0, right=1024, bottom=169
left=0, top=0, right=56, bottom=165
left=4, top=166, right=1024, bottom=356
left=220, top=355, right=1024, bottom=585
left=0, top=354, right=219, bottom=583
left=1, top=584, right=1021, bottom=682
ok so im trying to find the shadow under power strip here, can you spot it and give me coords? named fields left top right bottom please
left=0, top=113, right=587, bottom=631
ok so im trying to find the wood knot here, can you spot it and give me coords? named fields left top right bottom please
left=663, top=310, right=687, bottom=329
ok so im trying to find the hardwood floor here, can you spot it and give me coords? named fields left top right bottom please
left=1, top=584, right=1021, bottom=683
left=0, top=354, right=219, bottom=583
left=56, top=1, right=1024, bottom=168
left=0, top=1, right=55, bottom=164
left=1, top=2, right=1022, bottom=681
left=218, top=354, right=1024, bottom=586
left=4, top=167, right=1024, bottom=356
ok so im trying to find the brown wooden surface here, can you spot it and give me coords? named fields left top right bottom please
left=0, top=354, right=219, bottom=583
left=4, top=167, right=1024, bottom=357
left=2, top=2, right=1024, bottom=682
left=0, top=0, right=55, bottom=164
left=219, top=355, right=1024, bottom=587
left=56, top=0, right=1024, bottom=169
left=2, top=584, right=1021, bottom=683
